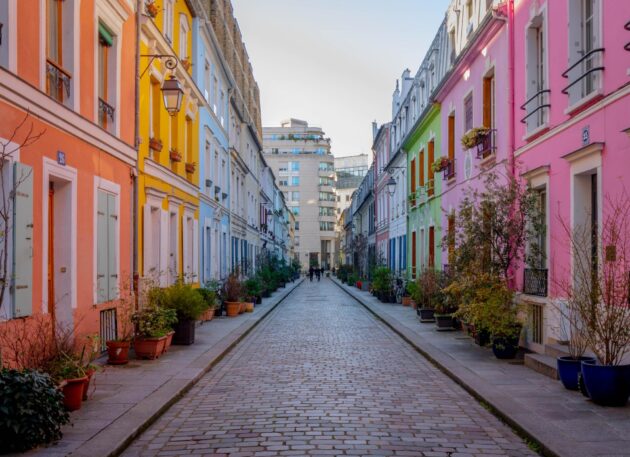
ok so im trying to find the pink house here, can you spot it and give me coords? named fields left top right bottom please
left=514, top=0, right=630, bottom=355
left=374, top=123, right=392, bottom=269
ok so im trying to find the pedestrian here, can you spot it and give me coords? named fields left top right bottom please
left=316, top=268, right=321, bottom=282
left=309, top=266, right=314, bottom=282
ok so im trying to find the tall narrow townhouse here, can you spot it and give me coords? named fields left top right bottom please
left=193, top=8, right=231, bottom=283
left=373, top=123, right=392, bottom=271
left=386, top=70, right=415, bottom=279
left=513, top=0, right=630, bottom=356
left=435, top=0, right=512, bottom=274
left=208, top=0, right=264, bottom=275
left=404, top=18, right=450, bottom=280
left=138, top=0, right=203, bottom=287
left=351, top=164, right=375, bottom=276
left=0, top=0, right=136, bottom=350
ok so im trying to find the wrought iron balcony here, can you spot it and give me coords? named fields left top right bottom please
left=476, top=129, right=496, bottom=159
left=520, top=89, right=550, bottom=130
left=442, top=159, right=455, bottom=181
left=523, top=268, right=548, bottom=297
left=46, top=59, right=71, bottom=103
left=625, top=20, right=630, bottom=52
left=98, top=98, right=115, bottom=129
left=561, top=48, right=605, bottom=101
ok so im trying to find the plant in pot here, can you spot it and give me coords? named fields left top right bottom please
left=0, top=368, right=70, bottom=453
left=243, top=277, right=263, bottom=310
left=45, top=352, right=87, bottom=412
left=105, top=291, right=135, bottom=365
left=197, top=287, right=218, bottom=322
left=132, top=304, right=176, bottom=358
left=413, top=269, right=445, bottom=322
left=372, top=266, right=393, bottom=303
left=223, top=272, right=242, bottom=317
left=161, top=282, right=207, bottom=345
left=560, top=195, right=630, bottom=406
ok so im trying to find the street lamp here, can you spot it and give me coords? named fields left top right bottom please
left=162, top=75, right=184, bottom=116
left=386, top=176, right=397, bottom=196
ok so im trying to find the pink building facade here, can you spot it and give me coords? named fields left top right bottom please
left=374, top=123, right=392, bottom=269
left=514, top=0, right=630, bottom=352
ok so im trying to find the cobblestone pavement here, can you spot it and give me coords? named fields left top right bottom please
left=123, top=279, right=535, bottom=457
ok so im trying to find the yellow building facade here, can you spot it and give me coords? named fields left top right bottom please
left=138, top=0, right=203, bottom=286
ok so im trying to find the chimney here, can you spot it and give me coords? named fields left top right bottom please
left=401, top=68, right=412, bottom=98
left=372, top=121, right=378, bottom=141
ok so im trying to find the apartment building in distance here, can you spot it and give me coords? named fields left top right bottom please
left=263, top=119, right=336, bottom=270
left=334, top=153, right=369, bottom=215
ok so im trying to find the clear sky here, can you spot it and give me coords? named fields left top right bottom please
left=231, top=0, right=451, bottom=157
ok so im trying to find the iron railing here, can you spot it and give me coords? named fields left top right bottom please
left=442, top=159, right=455, bottom=180
left=99, top=308, right=118, bottom=351
left=476, top=129, right=496, bottom=159
left=46, top=59, right=71, bottom=103
left=520, top=89, right=550, bottom=127
left=99, top=98, right=115, bottom=129
left=625, top=20, right=630, bottom=52
left=561, top=48, right=605, bottom=96
left=523, top=268, right=548, bottom=297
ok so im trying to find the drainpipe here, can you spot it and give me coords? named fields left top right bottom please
left=132, top=0, right=141, bottom=304
left=508, top=0, right=515, bottom=177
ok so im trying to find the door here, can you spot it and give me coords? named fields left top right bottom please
left=429, top=226, right=435, bottom=268
left=47, top=182, right=55, bottom=330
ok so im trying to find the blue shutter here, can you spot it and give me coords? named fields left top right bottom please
left=12, top=162, right=33, bottom=317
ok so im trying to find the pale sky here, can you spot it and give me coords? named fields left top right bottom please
left=231, top=0, right=451, bottom=157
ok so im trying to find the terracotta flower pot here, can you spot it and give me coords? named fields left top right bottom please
left=245, top=302, right=254, bottom=313
left=82, top=369, right=95, bottom=401
left=239, top=302, right=246, bottom=314
left=62, top=376, right=88, bottom=411
left=106, top=340, right=130, bottom=365
left=225, top=301, right=240, bottom=317
left=134, top=336, right=167, bottom=360
left=401, top=296, right=412, bottom=306
left=200, top=308, right=215, bottom=322
left=163, top=330, right=175, bottom=354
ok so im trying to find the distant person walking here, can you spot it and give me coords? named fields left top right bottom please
left=315, top=268, right=321, bottom=282
left=309, top=266, right=314, bottom=282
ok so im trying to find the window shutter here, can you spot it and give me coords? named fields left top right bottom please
left=143, top=204, right=151, bottom=276
left=96, top=190, right=108, bottom=303
left=160, top=210, right=169, bottom=286
left=12, top=162, right=33, bottom=317
left=107, top=193, right=118, bottom=301
left=182, top=216, right=189, bottom=279
left=193, top=218, right=199, bottom=282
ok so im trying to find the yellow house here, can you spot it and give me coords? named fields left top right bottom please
left=138, top=0, right=203, bottom=286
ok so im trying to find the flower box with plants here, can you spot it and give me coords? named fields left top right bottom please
left=145, top=0, right=159, bottom=18
left=158, top=282, right=208, bottom=345
left=169, top=148, right=182, bottom=162
left=149, top=137, right=163, bottom=152
left=185, top=161, right=196, bottom=174
left=431, top=157, right=450, bottom=173
left=223, top=272, right=243, bottom=317
left=132, top=304, right=177, bottom=359
left=180, top=58, right=192, bottom=71
left=460, top=127, right=491, bottom=150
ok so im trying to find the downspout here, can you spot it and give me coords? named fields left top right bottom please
left=508, top=0, right=515, bottom=177
left=132, top=0, right=141, bottom=303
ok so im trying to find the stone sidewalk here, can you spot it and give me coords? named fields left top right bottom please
left=24, top=279, right=303, bottom=457
left=332, top=278, right=630, bottom=457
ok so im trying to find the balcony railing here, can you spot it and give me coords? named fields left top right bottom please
left=98, top=98, right=115, bottom=130
left=625, top=20, right=630, bottom=52
left=46, top=59, right=71, bottom=103
left=520, top=89, right=550, bottom=130
left=523, top=268, right=548, bottom=297
left=442, top=159, right=455, bottom=181
left=476, top=129, right=496, bottom=159
left=561, top=48, right=605, bottom=102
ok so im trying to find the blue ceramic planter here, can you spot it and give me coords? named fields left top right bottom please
left=581, top=360, right=630, bottom=406
left=557, top=356, right=596, bottom=390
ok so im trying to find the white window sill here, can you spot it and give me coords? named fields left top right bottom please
left=564, top=88, right=604, bottom=116
left=522, top=122, right=549, bottom=142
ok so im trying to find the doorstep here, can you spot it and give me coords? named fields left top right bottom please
left=332, top=278, right=630, bottom=457
left=25, top=279, right=303, bottom=457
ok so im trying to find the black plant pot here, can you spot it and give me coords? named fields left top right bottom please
left=435, top=314, right=455, bottom=331
left=491, top=336, right=519, bottom=359
left=255, top=295, right=262, bottom=305
left=557, top=356, right=596, bottom=390
left=262, top=290, right=271, bottom=298
left=474, top=328, right=491, bottom=347
left=581, top=361, right=630, bottom=406
left=417, top=308, right=435, bottom=323
left=173, top=319, right=195, bottom=345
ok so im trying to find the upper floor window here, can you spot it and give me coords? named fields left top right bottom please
left=524, top=14, right=548, bottom=132
left=290, top=161, right=300, bottom=171
left=98, top=23, right=116, bottom=133
left=0, top=2, right=12, bottom=69
left=46, top=0, right=72, bottom=105
left=464, top=93, right=473, bottom=132
left=565, top=0, right=603, bottom=106
left=179, top=15, right=189, bottom=60
left=164, top=0, right=174, bottom=43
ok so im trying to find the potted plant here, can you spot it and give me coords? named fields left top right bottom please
left=431, top=157, right=450, bottom=173
left=412, top=270, right=444, bottom=323
left=132, top=304, right=175, bottom=359
left=0, top=368, right=70, bottom=453
left=185, top=162, right=196, bottom=174
left=145, top=0, right=159, bottom=18
left=170, top=148, right=182, bottom=162
left=562, top=197, right=630, bottom=406
left=149, top=137, right=163, bottom=152
left=46, top=352, right=87, bottom=411
left=180, top=58, right=192, bottom=71
left=243, top=277, right=262, bottom=310
left=197, top=287, right=217, bottom=321
left=105, top=297, right=134, bottom=365
left=372, top=267, right=393, bottom=303
left=160, top=282, right=207, bottom=345
left=223, top=272, right=242, bottom=317
left=460, top=127, right=490, bottom=149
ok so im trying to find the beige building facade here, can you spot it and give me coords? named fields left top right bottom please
left=263, top=119, right=336, bottom=270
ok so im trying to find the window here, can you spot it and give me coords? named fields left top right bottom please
left=290, top=206, right=300, bottom=216
left=290, top=162, right=300, bottom=171
left=464, top=93, right=473, bottom=132
left=419, top=150, right=425, bottom=187
left=291, top=176, right=300, bottom=186
left=98, top=23, right=115, bottom=131
left=279, top=162, right=288, bottom=172
left=319, top=162, right=333, bottom=171
left=448, top=214, right=455, bottom=264
left=410, top=158, right=416, bottom=194
left=46, top=0, right=65, bottom=102
left=96, top=190, right=118, bottom=303
left=170, top=111, right=179, bottom=153
left=219, top=90, right=225, bottom=125
left=0, top=2, right=11, bottom=69
left=204, top=60, right=211, bottom=102
left=525, top=14, right=548, bottom=131
left=319, top=177, right=333, bottom=186
left=291, top=191, right=300, bottom=201
left=184, top=117, right=192, bottom=165
left=427, top=141, right=434, bottom=197
left=295, top=222, right=299, bottom=231
left=345, top=195, right=349, bottom=202
left=447, top=114, right=455, bottom=177
left=319, top=192, right=335, bottom=202
left=150, top=78, right=161, bottom=141
left=319, top=221, right=334, bottom=231
left=212, top=76, right=218, bottom=114
left=164, top=0, right=174, bottom=42
left=483, top=75, right=494, bottom=129
left=428, top=226, right=435, bottom=268
left=182, top=212, right=197, bottom=283
left=319, top=207, right=335, bottom=216
left=179, top=15, right=189, bottom=60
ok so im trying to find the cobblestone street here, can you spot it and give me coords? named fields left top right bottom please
left=123, top=279, right=535, bottom=457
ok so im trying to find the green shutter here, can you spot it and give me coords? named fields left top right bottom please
left=107, top=193, right=117, bottom=301
left=99, top=23, right=114, bottom=47
left=12, top=162, right=33, bottom=317
left=96, top=190, right=108, bottom=303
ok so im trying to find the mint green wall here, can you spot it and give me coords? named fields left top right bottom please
left=404, top=104, right=443, bottom=280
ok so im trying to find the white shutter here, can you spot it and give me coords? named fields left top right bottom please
left=12, top=162, right=33, bottom=317
left=107, top=193, right=118, bottom=300
left=160, top=210, right=169, bottom=286
left=193, top=218, right=199, bottom=283
left=143, top=204, right=152, bottom=277
left=96, top=190, right=108, bottom=303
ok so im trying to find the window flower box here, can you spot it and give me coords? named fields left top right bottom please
left=431, top=157, right=450, bottom=173
left=460, top=127, right=491, bottom=149
left=180, top=58, right=192, bottom=71
left=149, top=137, right=163, bottom=152
left=145, top=1, right=159, bottom=18
left=169, top=149, right=182, bottom=162
left=185, top=162, right=196, bottom=174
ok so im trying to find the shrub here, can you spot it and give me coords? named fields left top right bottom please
left=347, top=272, right=359, bottom=286
left=197, top=288, right=218, bottom=309
left=412, top=269, right=445, bottom=310
left=372, top=267, right=392, bottom=294
left=243, top=277, right=262, bottom=300
left=0, top=368, right=70, bottom=453
left=132, top=305, right=178, bottom=338
left=223, top=272, right=242, bottom=302
left=160, top=282, right=208, bottom=321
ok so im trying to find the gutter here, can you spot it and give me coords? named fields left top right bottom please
left=132, top=0, right=141, bottom=300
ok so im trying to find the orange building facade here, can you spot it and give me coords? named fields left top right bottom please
left=0, top=0, right=137, bottom=353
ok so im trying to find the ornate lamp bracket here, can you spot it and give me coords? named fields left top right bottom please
left=140, top=54, right=178, bottom=78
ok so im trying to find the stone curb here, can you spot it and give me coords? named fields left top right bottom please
left=70, top=279, right=304, bottom=457
left=331, top=278, right=581, bottom=457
